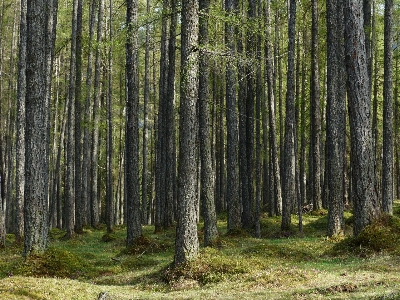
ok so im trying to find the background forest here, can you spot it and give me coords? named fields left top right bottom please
left=0, top=0, right=400, bottom=297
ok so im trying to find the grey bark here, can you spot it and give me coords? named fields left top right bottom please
left=344, top=0, right=380, bottom=236
left=326, top=0, right=346, bottom=236
left=91, top=0, right=104, bottom=228
left=199, top=0, right=218, bottom=246
left=82, top=0, right=97, bottom=226
left=15, top=0, right=27, bottom=243
left=225, top=0, right=241, bottom=232
left=174, top=0, right=200, bottom=265
left=281, top=0, right=297, bottom=231
left=382, top=0, right=393, bottom=214
left=141, top=0, right=150, bottom=225
left=126, top=0, right=142, bottom=246
left=24, top=0, right=52, bottom=256
left=265, top=0, right=282, bottom=216
left=311, top=0, right=322, bottom=211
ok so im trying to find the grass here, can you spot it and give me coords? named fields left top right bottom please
left=1, top=202, right=400, bottom=299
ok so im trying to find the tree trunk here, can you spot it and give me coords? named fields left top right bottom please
left=265, top=0, right=282, bottom=216
left=91, top=0, right=104, bottom=228
left=15, top=0, right=27, bottom=243
left=24, top=0, right=53, bottom=256
left=199, top=0, right=218, bottom=246
left=344, top=0, right=380, bottom=236
left=311, top=0, right=322, bottom=211
left=382, top=0, right=393, bottom=214
left=225, top=0, right=241, bottom=232
left=75, top=0, right=84, bottom=234
left=326, top=0, right=346, bottom=236
left=106, top=0, right=114, bottom=234
left=281, top=0, right=297, bottom=232
left=174, top=0, right=200, bottom=265
left=82, top=0, right=97, bottom=227
left=126, top=0, right=142, bottom=246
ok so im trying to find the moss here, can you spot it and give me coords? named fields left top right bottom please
left=15, top=247, right=89, bottom=278
left=163, top=247, right=249, bottom=285
left=121, top=235, right=171, bottom=255
left=330, top=214, right=400, bottom=256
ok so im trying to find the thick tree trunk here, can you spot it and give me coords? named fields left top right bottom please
left=174, top=0, right=200, bottom=265
left=344, top=0, right=380, bottom=236
left=326, top=0, right=346, bottom=236
left=24, top=0, right=52, bottom=256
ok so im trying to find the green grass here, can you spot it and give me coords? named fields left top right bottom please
left=1, top=202, right=400, bottom=299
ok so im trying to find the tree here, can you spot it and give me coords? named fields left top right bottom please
left=225, top=0, right=241, bottom=232
left=265, top=0, right=282, bottom=217
left=310, top=0, right=322, bottom=211
left=91, top=0, right=104, bottom=228
left=126, top=0, right=142, bottom=246
left=24, top=0, right=54, bottom=256
left=199, top=0, right=218, bottom=246
left=15, top=0, right=27, bottom=243
left=174, top=0, right=200, bottom=265
left=344, top=0, right=380, bottom=236
left=382, top=0, right=394, bottom=214
left=282, top=0, right=297, bottom=231
left=326, top=0, right=346, bottom=236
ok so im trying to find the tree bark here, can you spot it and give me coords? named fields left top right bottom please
left=281, top=0, right=297, bottom=232
left=199, top=0, right=218, bottom=246
left=311, top=0, right=322, bottom=211
left=326, top=0, right=346, bottom=236
left=174, top=0, right=200, bottom=265
left=344, top=0, right=380, bottom=236
left=382, top=0, right=393, bottom=214
left=225, top=0, right=241, bottom=232
left=24, top=0, right=53, bottom=256
left=126, top=0, right=142, bottom=246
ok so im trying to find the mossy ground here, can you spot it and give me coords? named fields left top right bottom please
left=1, top=202, right=400, bottom=299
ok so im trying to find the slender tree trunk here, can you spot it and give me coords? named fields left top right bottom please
left=126, top=0, right=142, bottom=246
left=199, top=0, right=218, bottom=246
left=344, top=0, right=380, bottom=236
left=91, top=0, right=104, bottom=228
left=281, top=0, right=297, bottom=232
left=311, top=0, right=322, bottom=211
left=265, top=0, right=282, bottom=216
left=15, top=0, right=27, bottom=244
left=82, top=0, right=97, bottom=227
left=141, top=0, right=150, bottom=225
left=382, top=0, right=393, bottom=214
left=106, top=0, right=114, bottom=233
left=75, top=0, right=84, bottom=234
left=225, top=0, right=241, bottom=232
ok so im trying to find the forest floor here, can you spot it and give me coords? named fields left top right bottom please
left=1, top=202, right=400, bottom=299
